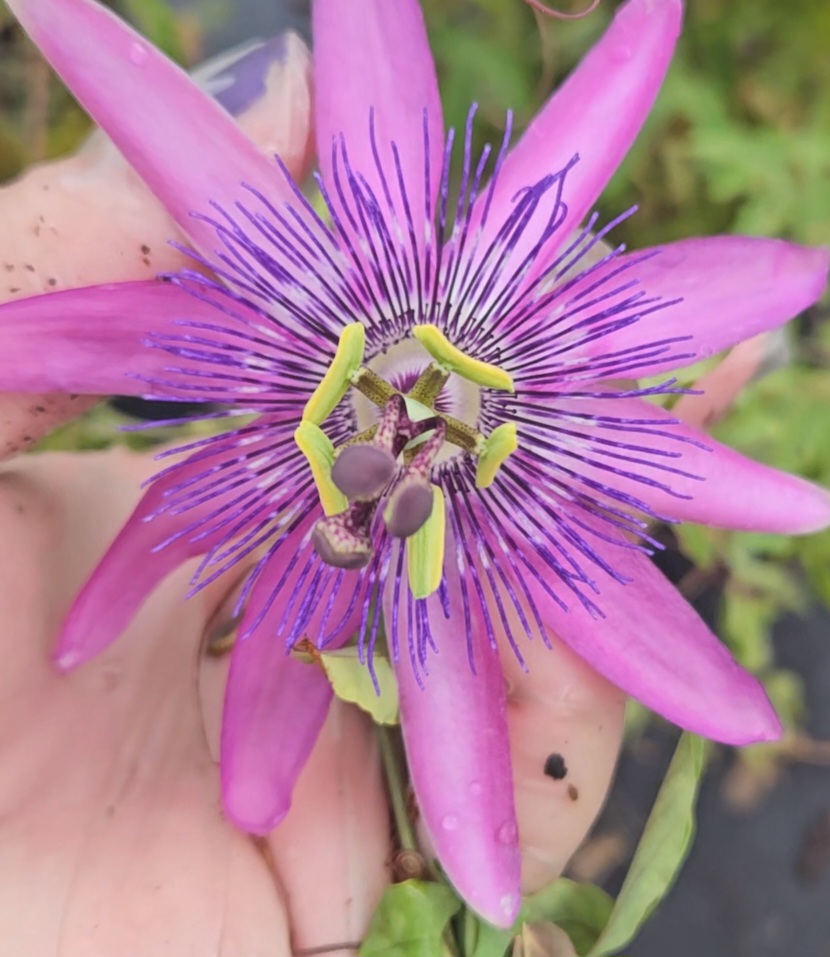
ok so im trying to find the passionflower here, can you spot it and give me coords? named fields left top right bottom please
left=1, top=0, right=828, bottom=926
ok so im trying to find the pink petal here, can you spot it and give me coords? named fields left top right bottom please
left=540, top=392, right=830, bottom=534
left=578, top=238, right=830, bottom=378
left=518, top=522, right=781, bottom=745
left=386, top=542, right=521, bottom=928
left=7, top=0, right=298, bottom=258
left=55, top=424, right=291, bottom=669
left=313, top=0, right=444, bottom=239
left=221, top=521, right=363, bottom=834
left=472, top=0, right=681, bottom=276
left=0, top=280, right=287, bottom=398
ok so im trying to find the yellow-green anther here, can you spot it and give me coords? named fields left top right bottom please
left=407, top=485, right=446, bottom=599
left=294, top=421, right=348, bottom=516
left=303, top=322, right=366, bottom=425
left=413, top=324, right=515, bottom=393
left=476, top=422, right=518, bottom=489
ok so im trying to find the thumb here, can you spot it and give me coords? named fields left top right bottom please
left=0, top=31, right=312, bottom=455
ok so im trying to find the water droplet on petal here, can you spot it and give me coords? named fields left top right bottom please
left=608, top=43, right=633, bottom=64
left=469, top=780, right=483, bottom=797
left=500, top=892, right=519, bottom=919
left=441, top=814, right=459, bottom=831
left=496, top=820, right=518, bottom=845
left=129, top=42, right=149, bottom=66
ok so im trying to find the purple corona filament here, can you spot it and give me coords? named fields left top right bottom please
left=128, top=102, right=704, bottom=675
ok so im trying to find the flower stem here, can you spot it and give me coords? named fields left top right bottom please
left=377, top=725, right=418, bottom=853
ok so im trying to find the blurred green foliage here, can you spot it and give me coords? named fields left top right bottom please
left=424, top=0, right=830, bottom=247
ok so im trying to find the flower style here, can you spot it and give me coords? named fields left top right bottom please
left=2, top=0, right=828, bottom=927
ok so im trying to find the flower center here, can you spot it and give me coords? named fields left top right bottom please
left=295, top=322, right=518, bottom=597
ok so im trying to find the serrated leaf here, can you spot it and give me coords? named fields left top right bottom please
left=586, top=734, right=706, bottom=956
left=321, top=648, right=399, bottom=725
left=359, top=880, right=460, bottom=957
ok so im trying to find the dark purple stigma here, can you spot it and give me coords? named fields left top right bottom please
left=384, top=478, right=435, bottom=538
left=331, top=444, right=397, bottom=501
left=311, top=504, right=374, bottom=570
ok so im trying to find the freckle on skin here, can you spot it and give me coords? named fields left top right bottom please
left=543, top=753, right=568, bottom=780
left=567, top=784, right=579, bottom=802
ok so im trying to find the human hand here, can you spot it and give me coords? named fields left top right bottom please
left=0, top=34, right=389, bottom=957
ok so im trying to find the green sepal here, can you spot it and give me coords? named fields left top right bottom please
left=585, top=733, right=706, bottom=956
left=359, top=880, right=461, bottom=957
left=321, top=647, right=399, bottom=725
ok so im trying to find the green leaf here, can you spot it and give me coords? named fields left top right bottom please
left=522, top=880, right=614, bottom=954
left=321, top=648, right=399, bottom=725
left=468, top=918, right=512, bottom=957
left=466, top=879, right=614, bottom=957
left=359, top=880, right=460, bottom=957
left=586, top=734, right=706, bottom=956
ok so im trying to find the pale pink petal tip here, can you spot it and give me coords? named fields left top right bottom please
left=516, top=520, right=785, bottom=748
left=788, top=479, right=830, bottom=534
left=222, top=774, right=291, bottom=836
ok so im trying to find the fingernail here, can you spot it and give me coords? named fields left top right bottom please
left=195, top=35, right=291, bottom=116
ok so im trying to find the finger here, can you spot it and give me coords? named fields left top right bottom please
left=200, top=636, right=393, bottom=957
left=267, top=701, right=392, bottom=957
left=502, top=633, right=626, bottom=894
left=0, top=449, right=294, bottom=956
left=673, top=330, right=788, bottom=430
left=0, top=32, right=312, bottom=456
